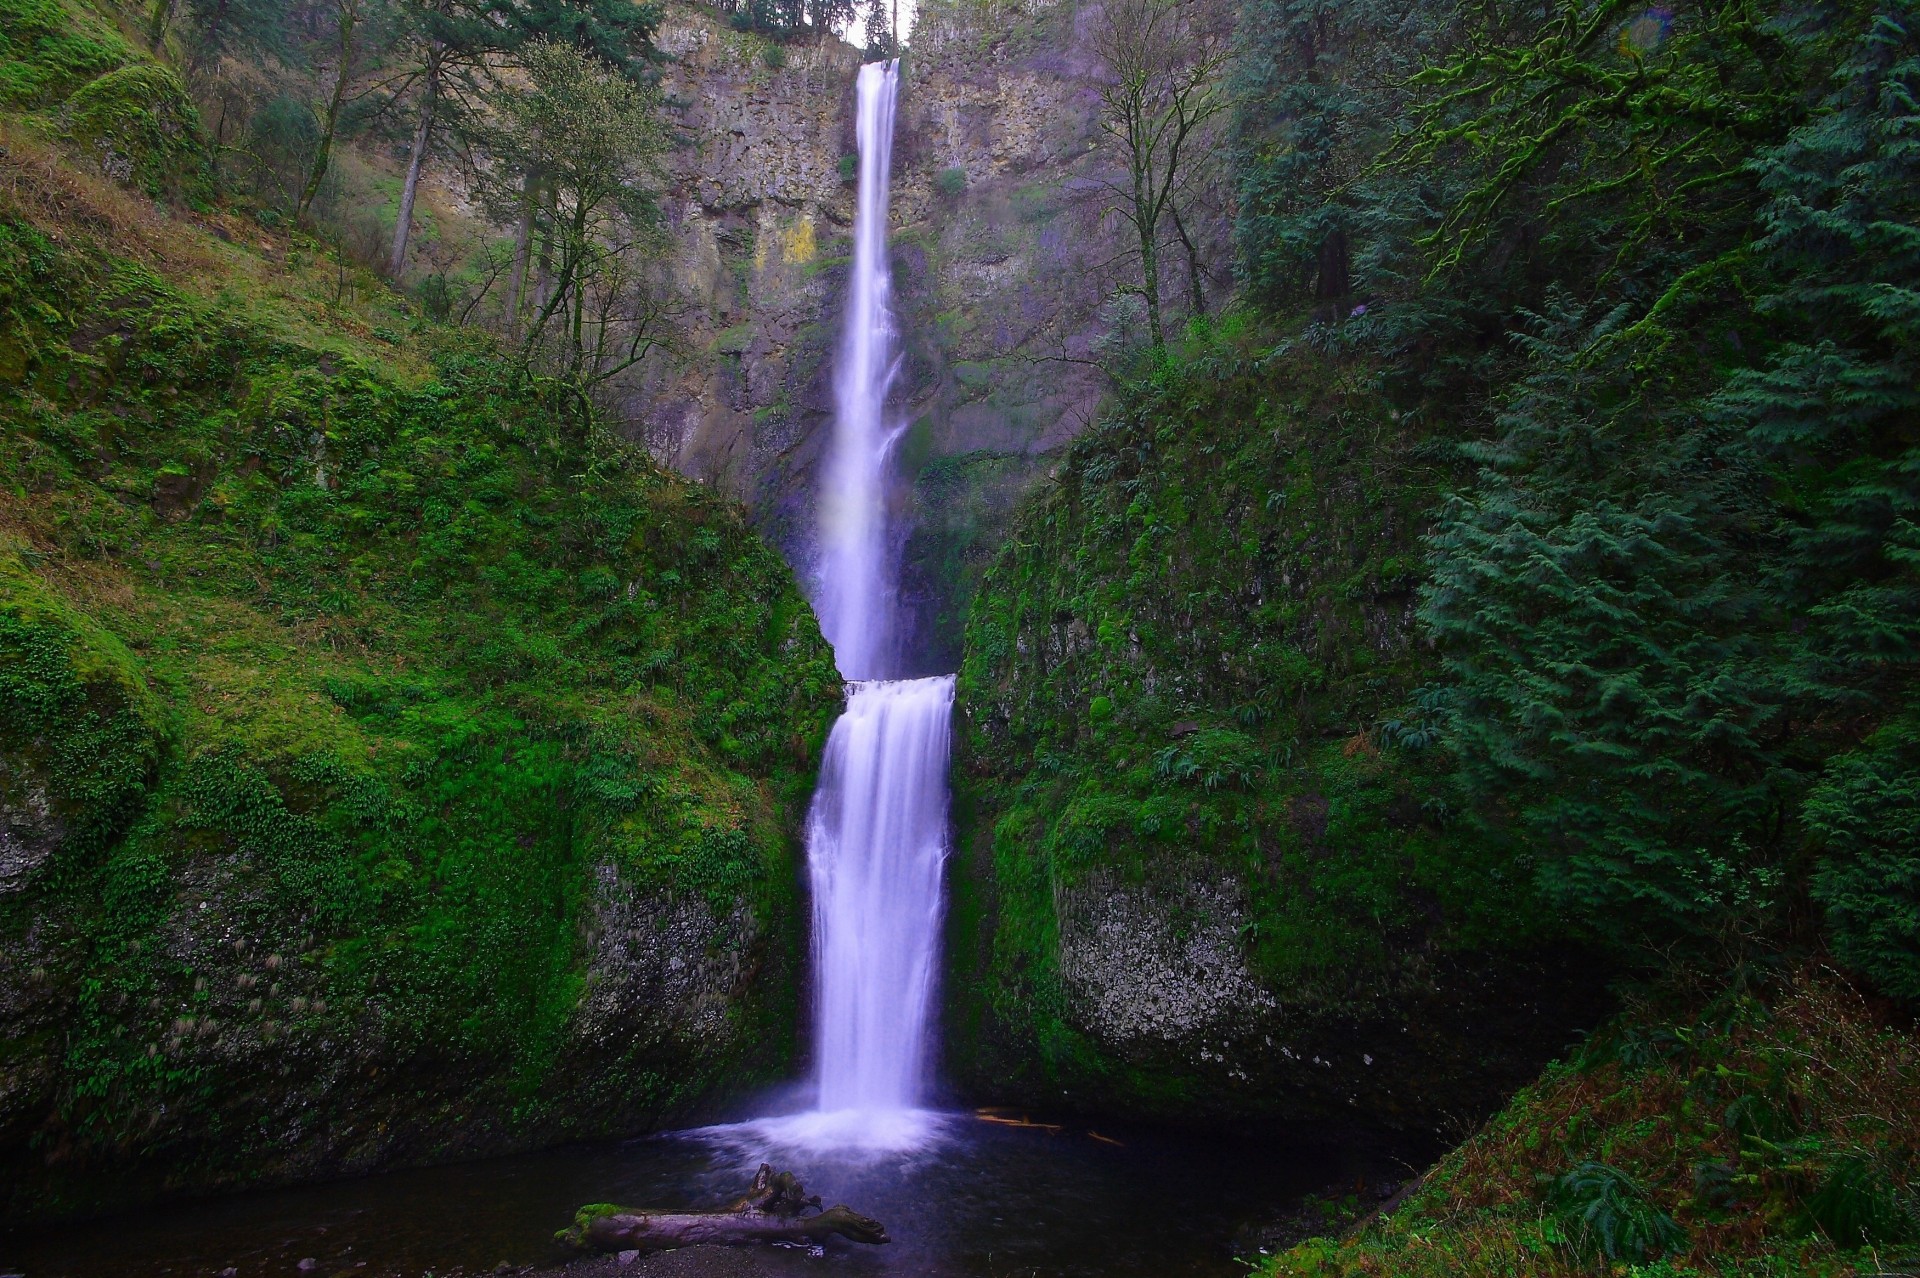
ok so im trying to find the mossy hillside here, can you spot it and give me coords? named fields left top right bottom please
left=0, top=0, right=132, bottom=109
left=0, top=0, right=210, bottom=208
left=1261, top=970, right=1920, bottom=1278
left=949, top=329, right=1605, bottom=1128
left=0, top=147, right=839, bottom=1220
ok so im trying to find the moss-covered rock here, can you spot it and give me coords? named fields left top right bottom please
left=948, top=333, right=1611, bottom=1132
left=0, top=551, right=168, bottom=888
left=0, top=0, right=130, bottom=109
left=62, top=63, right=209, bottom=202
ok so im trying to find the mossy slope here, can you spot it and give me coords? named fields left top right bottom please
left=1261, top=971, right=1919, bottom=1278
left=0, top=40, right=838, bottom=1222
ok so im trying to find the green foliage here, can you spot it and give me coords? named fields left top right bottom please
left=1551, top=1161, right=1687, bottom=1263
left=1803, top=1156, right=1917, bottom=1248
left=1402, top=3, right=1920, bottom=971
left=1260, top=972, right=1920, bottom=1277
left=1807, top=724, right=1920, bottom=1002
left=951, top=330, right=1553, bottom=1111
left=473, top=38, right=673, bottom=408
left=718, top=0, right=856, bottom=40
left=1220, top=0, right=1920, bottom=995
left=0, top=127, right=836, bottom=1209
left=0, top=553, right=167, bottom=867
left=936, top=165, right=967, bottom=197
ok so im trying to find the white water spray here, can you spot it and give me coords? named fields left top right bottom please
left=743, top=60, right=953, bottom=1156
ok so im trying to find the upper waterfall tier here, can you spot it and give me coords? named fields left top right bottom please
left=814, top=59, right=904, bottom=681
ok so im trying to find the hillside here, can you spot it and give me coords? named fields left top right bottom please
left=0, top=1, right=837, bottom=1223
left=948, top=337, right=1609, bottom=1129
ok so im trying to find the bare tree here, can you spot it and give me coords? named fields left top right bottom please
left=1089, top=0, right=1231, bottom=346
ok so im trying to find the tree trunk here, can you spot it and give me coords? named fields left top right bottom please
left=1315, top=224, right=1351, bottom=303
left=1170, top=199, right=1206, bottom=319
left=532, top=225, right=555, bottom=322
left=1130, top=132, right=1163, bottom=347
left=1137, top=206, right=1164, bottom=347
left=387, top=50, right=442, bottom=279
left=506, top=169, right=538, bottom=335
left=146, top=0, right=172, bottom=50
left=557, top=1165, right=888, bottom=1255
left=297, top=0, right=360, bottom=223
left=186, top=0, right=229, bottom=79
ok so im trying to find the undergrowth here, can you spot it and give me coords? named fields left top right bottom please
left=1260, top=969, right=1920, bottom=1278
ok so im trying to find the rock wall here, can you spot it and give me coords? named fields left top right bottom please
left=636, top=0, right=1206, bottom=671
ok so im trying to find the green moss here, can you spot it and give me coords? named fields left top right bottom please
left=0, top=0, right=130, bottom=109
left=62, top=62, right=210, bottom=202
left=0, top=544, right=168, bottom=870
left=0, top=160, right=838, bottom=1216
left=949, top=330, right=1558, bottom=1110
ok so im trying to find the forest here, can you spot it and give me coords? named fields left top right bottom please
left=0, top=0, right=1914, bottom=1274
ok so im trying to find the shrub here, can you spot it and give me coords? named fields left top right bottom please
left=1550, top=1161, right=1686, bottom=1263
left=1809, top=725, right=1920, bottom=1003
left=1803, top=1156, right=1917, bottom=1248
left=936, top=165, right=967, bottom=197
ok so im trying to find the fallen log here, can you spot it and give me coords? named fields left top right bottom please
left=556, top=1164, right=889, bottom=1254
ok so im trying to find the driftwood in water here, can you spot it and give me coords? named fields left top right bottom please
left=556, top=1164, right=889, bottom=1254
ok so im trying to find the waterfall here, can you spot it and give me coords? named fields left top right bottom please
left=765, top=59, right=953, bottom=1154
left=815, top=59, right=904, bottom=681
left=807, top=675, right=953, bottom=1125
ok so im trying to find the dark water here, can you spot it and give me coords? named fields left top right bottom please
left=2, top=1113, right=1392, bottom=1278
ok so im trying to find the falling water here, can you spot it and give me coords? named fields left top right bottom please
left=815, top=59, right=905, bottom=681
left=801, top=673, right=953, bottom=1149
left=761, top=60, right=954, bottom=1154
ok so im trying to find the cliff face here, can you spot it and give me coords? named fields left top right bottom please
left=0, top=81, right=840, bottom=1219
left=638, top=0, right=1154, bottom=671
left=946, top=349, right=1613, bottom=1133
